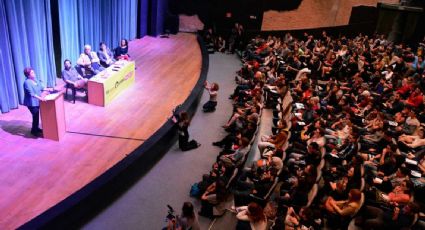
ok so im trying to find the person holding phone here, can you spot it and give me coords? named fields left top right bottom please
left=23, top=67, right=52, bottom=136
left=203, top=81, right=219, bottom=112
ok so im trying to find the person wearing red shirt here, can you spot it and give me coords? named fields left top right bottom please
left=396, top=79, right=413, bottom=97
left=405, top=86, right=424, bottom=107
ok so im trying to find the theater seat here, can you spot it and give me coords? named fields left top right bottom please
left=305, top=183, right=318, bottom=207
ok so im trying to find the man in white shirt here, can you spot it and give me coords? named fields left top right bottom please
left=77, top=44, right=104, bottom=75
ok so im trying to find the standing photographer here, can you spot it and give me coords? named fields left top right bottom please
left=166, top=202, right=200, bottom=230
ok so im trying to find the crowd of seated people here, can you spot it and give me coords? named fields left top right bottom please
left=203, top=23, right=245, bottom=54
left=192, top=30, right=425, bottom=229
left=198, top=84, right=264, bottom=217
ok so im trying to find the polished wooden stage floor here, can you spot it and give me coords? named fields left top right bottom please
left=0, top=33, right=201, bottom=229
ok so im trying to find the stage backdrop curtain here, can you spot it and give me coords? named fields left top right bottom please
left=139, top=0, right=168, bottom=37
left=0, top=0, right=56, bottom=113
left=0, top=0, right=18, bottom=113
left=58, top=0, right=138, bottom=67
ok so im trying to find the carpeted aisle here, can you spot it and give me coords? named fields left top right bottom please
left=82, top=52, right=240, bottom=230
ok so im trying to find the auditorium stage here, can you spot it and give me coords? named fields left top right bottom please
left=0, top=33, right=202, bottom=229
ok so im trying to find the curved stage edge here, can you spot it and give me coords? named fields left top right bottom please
left=19, top=35, right=209, bottom=229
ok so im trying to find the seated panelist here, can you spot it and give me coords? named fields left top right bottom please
left=114, top=39, right=130, bottom=60
left=97, top=42, right=115, bottom=67
left=77, top=44, right=104, bottom=76
left=61, top=59, right=88, bottom=89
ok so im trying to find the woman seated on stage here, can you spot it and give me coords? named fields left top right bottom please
left=114, top=39, right=130, bottom=60
left=97, top=42, right=115, bottom=67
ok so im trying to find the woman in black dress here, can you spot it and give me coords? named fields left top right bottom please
left=173, top=111, right=200, bottom=151
left=114, top=39, right=130, bottom=60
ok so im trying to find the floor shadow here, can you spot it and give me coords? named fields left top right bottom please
left=0, top=119, right=39, bottom=139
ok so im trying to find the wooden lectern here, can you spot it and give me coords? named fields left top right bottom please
left=40, top=92, right=66, bottom=141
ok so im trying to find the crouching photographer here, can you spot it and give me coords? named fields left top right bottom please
left=164, top=202, right=200, bottom=230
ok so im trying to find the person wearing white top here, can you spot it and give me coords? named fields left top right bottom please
left=77, top=44, right=104, bottom=75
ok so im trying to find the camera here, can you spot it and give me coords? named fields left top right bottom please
left=172, top=105, right=181, bottom=118
left=165, top=205, right=176, bottom=222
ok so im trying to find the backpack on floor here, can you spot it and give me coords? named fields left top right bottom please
left=190, top=183, right=201, bottom=198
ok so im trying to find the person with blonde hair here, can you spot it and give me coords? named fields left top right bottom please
left=77, top=44, right=104, bottom=75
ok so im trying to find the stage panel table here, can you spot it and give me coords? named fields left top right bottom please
left=88, top=61, right=136, bottom=106
left=40, top=92, right=66, bottom=141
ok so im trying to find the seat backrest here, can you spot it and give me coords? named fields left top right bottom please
left=306, top=183, right=318, bottom=207
left=281, top=141, right=289, bottom=152
left=320, top=147, right=326, bottom=158
left=226, top=168, right=238, bottom=189
left=350, top=193, right=365, bottom=218
left=249, top=135, right=255, bottom=146
left=359, top=178, right=365, bottom=191
left=264, top=177, right=279, bottom=199
left=287, top=119, right=292, bottom=128
left=408, top=213, right=419, bottom=228
left=316, top=169, right=322, bottom=183
left=317, top=158, right=325, bottom=170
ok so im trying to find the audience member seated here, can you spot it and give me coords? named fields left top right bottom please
left=215, top=36, right=226, bottom=53
left=199, top=178, right=228, bottom=218
left=279, top=164, right=317, bottom=207
left=166, top=202, right=200, bottom=230
left=190, top=31, right=425, bottom=229
left=284, top=206, right=321, bottom=230
left=357, top=202, right=419, bottom=229
left=324, top=189, right=362, bottom=228
left=219, top=137, right=250, bottom=169
left=235, top=202, right=267, bottom=230
left=374, top=179, right=414, bottom=206
left=257, top=128, right=288, bottom=154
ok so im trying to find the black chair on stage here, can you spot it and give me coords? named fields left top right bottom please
left=64, top=82, right=87, bottom=104
left=65, top=83, right=88, bottom=104
left=63, top=65, right=89, bottom=104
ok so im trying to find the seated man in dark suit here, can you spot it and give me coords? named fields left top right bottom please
left=97, top=42, right=115, bottom=67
